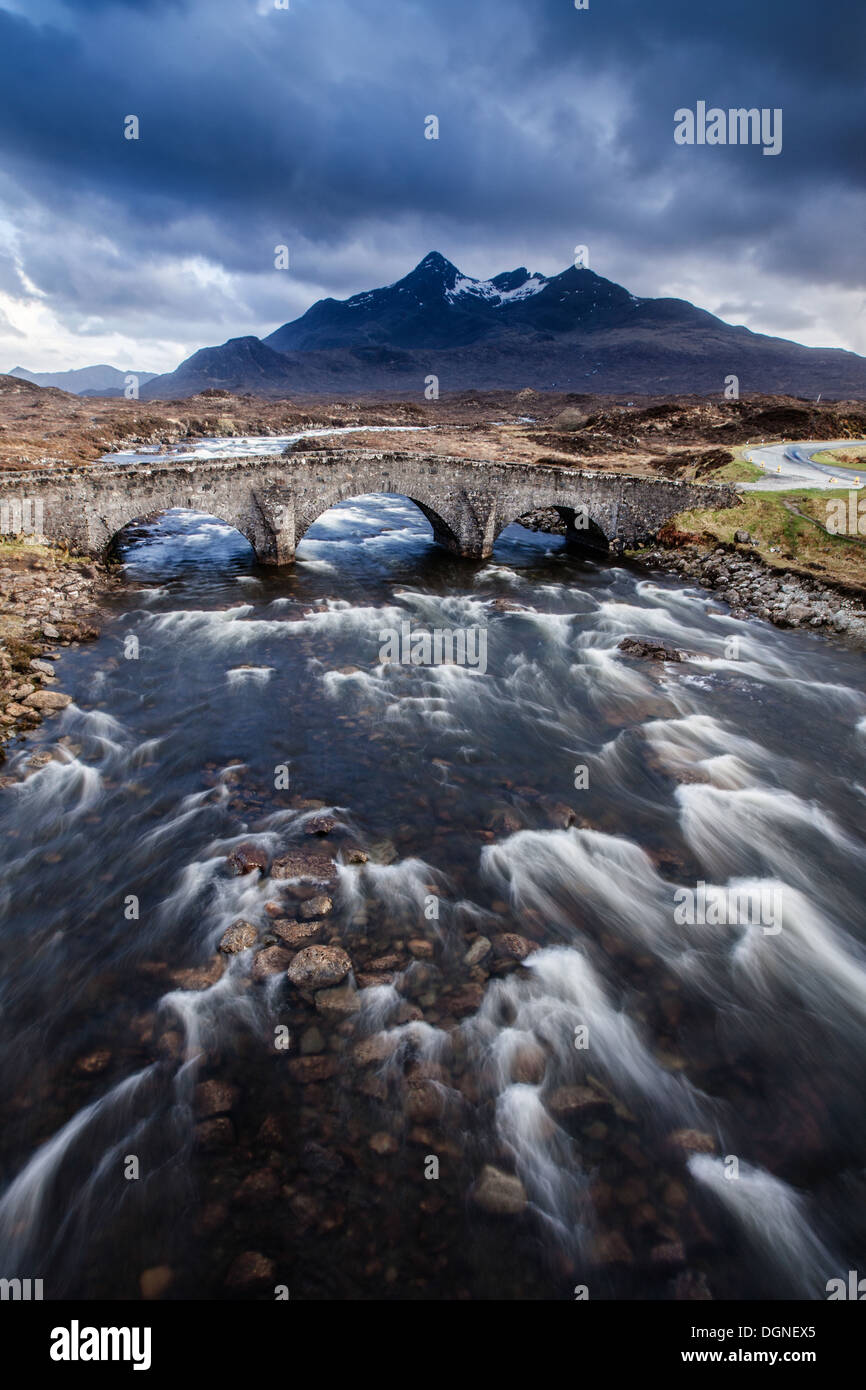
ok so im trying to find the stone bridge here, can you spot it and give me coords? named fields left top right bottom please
left=0, top=449, right=738, bottom=563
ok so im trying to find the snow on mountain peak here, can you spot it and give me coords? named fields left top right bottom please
left=445, top=269, right=548, bottom=306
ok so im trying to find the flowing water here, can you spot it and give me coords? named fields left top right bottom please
left=2, top=493, right=866, bottom=1301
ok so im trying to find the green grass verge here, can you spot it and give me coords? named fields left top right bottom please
left=671, top=487, right=866, bottom=589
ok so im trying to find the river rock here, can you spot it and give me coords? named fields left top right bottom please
left=287, top=944, right=352, bottom=991
left=547, top=1085, right=611, bottom=1119
left=464, top=936, right=492, bottom=967
left=195, top=1117, right=235, bottom=1151
left=369, top=1131, right=399, bottom=1155
left=353, top=1033, right=396, bottom=1066
left=490, top=932, right=538, bottom=973
left=299, top=893, right=333, bottom=920
left=252, top=945, right=293, bottom=980
left=270, top=847, right=335, bottom=882
left=509, top=1041, right=547, bottom=1085
left=271, top=918, right=323, bottom=946
left=408, top=938, right=435, bottom=959
left=315, top=982, right=360, bottom=1019
left=195, top=1079, right=240, bottom=1116
left=406, top=1078, right=444, bottom=1121
left=471, top=1165, right=528, bottom=1216
left=226, top=842, right=268, bottom=876
left=23, top=689, right=72, bottom=711
left=286, top=1055, right=339, bottom=1083
left=224, top=1251, right=276, bottom=1290
left=618, top=636, right=692, bottom=662
left=300, top=1025, right=326, bottom=1055
left=666, top=1128, right=718, bottom=1155
left=306, top=814, right=339, bottom=836
left=169, top=955, right=225, bottom=990
left=232, top=1169, right=281, bottom=1206
left=140, top=1266, right=174, bottom=1300
left=219, top=919, right=258, bottom=953
left=74, top=1049, right=112, bottom=1076
left=589, top=1230, right=634, bottom=1266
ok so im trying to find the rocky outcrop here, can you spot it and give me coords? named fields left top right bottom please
left=0, top=550, right=110, bottom=755
left=642, top=542, right=866, bottom=643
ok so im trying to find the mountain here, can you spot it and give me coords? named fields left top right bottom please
left=140, top=253, right=866, bottom=399
left=137, top=337, right=296, bottom=399
left=263, top=252, right=550, bottom=351
left=9, top=364, right=156, bottom=396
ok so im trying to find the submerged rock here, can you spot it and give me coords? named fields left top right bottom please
left=226, top=842, right=268, bottom=876
left=252, top=945, right=293, bottom=980
left=617, top=636, right=694, bottom=662
left=139, top=1266, right=174, bottom=1301
left=464, top=936, right=492, bottom=967
left=270, top=847, right=335, bottom=882
left=315, top=982, right=359, bottom=1019
left=224, top=1251, right=276, bottom=1290
left=219, top=919, right=258, bottom=954
left=287, top=944, right=352, bottom=991
left=471, top=1165, right=528, bottom=1216
left=195, top=1079, right=239, bottom=1117
left=271, top=918, right=323, bottom=947
left=299, top=893, right=333, bottom=920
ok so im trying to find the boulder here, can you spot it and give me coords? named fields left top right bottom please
left=251, top=945, right=293, bottom=980
left=287, top=944, right=352, bottom=991
left=195, top=1079, right=239, bottom=1117
left=471, top=1165, right=527, bottom=1216
left=618, top=636, right=691, bottom=662
left=219, top=919, right=258, bottom=954
left=270, top=847, right=335, bottom=882
left=224, top=1251, right=276, bottom=1290
left=23, top=689, right=72, bottom=711
left=226, top=842, right=268, bottom=876
left=271, top=918, right=323, bottom=947
left=464, top=936, right=492, bottom=967
left=299, top=893, right=333, bottom=920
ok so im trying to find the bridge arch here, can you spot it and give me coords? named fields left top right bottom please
left=494, top=500, right=613, bottom=554
left=293, top=486, right=465, bottom=558
left=106, top=507, right=258, bottom=562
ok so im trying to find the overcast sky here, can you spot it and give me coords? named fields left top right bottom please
left=0, top=0, right=863, bottom=373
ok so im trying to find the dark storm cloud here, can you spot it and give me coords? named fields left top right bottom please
left=0, top=0, right=863, bottom=361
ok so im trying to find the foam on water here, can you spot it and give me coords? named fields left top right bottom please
left=688, top=1154, right=838, bottom=1297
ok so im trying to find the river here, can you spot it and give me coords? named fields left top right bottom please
left=1, top=492, right=866, bottom=1301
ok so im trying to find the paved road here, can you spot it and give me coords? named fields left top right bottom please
left=741, top=440, right=866, bottom=490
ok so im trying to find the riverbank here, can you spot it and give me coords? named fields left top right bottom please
left=634, top=534, right=866, bottom=644
left=0, top=540, right=114, bottom=758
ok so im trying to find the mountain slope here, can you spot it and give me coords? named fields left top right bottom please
left=141, top=253, right=866, bottom=400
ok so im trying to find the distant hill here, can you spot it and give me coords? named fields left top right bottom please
left=9, top=364, right=156, bottom=396
left=139, top=253, right=866, bottom=399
